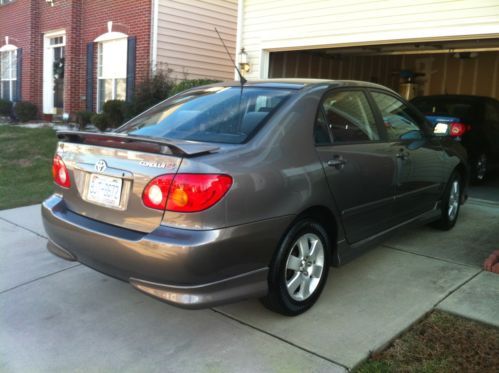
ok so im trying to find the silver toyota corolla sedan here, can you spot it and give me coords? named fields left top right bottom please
left=42, top=80, right=468, bottom=315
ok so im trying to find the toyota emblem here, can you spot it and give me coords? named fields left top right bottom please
left=95, top=160, right=107, bottom=173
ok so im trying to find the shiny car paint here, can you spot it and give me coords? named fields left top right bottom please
left=42, top=79, right=468, bottom=309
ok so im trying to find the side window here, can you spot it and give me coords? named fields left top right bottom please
left=319, top=90, right=379, bottom=143
left=314, top=109, right=331, bottom=144
left=371, top=91, right=424, bottom=141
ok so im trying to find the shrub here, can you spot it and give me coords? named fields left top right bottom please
left=75, top=111, right=93, bottom=129
left=0, top=99, right=13, bottom=117
left=126, top=70, right=221, bottom=120
left=126, top=69, right=175, bottom=119
left=102, top=100, right=126, bottom=128
left=14, top=101, right=38, bottom=122
left=91, top=113, right=109, bottom=131
left=170, top=79, right=220, bottom=96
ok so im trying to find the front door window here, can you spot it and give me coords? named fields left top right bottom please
left=43, top=33, right=65, bottom=114
left=51, top=37, right=65, bottom=110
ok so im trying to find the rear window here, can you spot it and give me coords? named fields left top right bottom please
left=411, top=97, right=478, bottom=124
left=116, top=86, right=294, bottom=144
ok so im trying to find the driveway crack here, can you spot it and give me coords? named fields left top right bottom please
left=432, top=269, right=483, bottom=308
left=0, top=216, right=48, bottom=239
left=0, top=264, right=81, bottom=295
left=211, top=307, right=350, bottom=372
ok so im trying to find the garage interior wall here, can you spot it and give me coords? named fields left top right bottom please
left=269, top=51, right=499, bottom=100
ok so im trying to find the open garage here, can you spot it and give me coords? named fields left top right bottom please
left=238, top=0, right=499, bottom=190
left=265, top=37, right=499, bottom=194
left=267, top=39, right=499, bottom=101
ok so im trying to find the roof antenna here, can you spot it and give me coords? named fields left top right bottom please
left=215, top=27, right=247, bottom=85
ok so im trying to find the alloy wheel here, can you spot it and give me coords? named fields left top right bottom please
left=284, top=233, right=325, bottom=301
left=448, top=180, right=460, bottom=221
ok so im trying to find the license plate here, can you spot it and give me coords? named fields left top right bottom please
left=87, top=174, right=123, bottom=208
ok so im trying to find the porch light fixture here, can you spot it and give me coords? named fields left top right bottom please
left=239, top=48, right=250, bottom=73
left=45, top=0, right=55, bottom=6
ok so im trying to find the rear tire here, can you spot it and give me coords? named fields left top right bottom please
left=431, top=172, right=462, bottom=231
left=471, top=152, right=488, bottom=183
left=261, top=219, right=330, bottom=316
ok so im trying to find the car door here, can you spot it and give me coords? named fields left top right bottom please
left=369, top=90, right=446, bottom=221
left=314, top=88, right=397, bottom=243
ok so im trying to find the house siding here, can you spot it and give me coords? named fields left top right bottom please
left=156, top=0, right=237, bottom=80
left=240, top=0, right=499, bottom=79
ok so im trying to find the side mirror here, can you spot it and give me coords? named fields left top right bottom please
left=400, top=130, right=426, bottom=150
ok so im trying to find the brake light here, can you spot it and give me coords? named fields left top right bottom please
left=449, top=122, right=471, bottom=137
left=142, top=174, right=232, bottom=212
left=52, top=154, right=71, bottom=188
left=142, top=174, right=174, bottom=210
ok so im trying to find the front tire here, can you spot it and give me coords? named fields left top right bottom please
left=431, top=172, right=462, bottom=231
left=261, top=219, right=330, bottom=316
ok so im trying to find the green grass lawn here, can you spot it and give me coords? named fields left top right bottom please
left=0, top=126, right=58, bottom=210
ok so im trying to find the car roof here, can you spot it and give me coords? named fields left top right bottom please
left=213, top=79, right=393, bottom=91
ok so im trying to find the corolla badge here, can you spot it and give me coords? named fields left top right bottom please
left=95, top=160, right=107, bottom=173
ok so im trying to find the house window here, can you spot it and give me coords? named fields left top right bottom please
left=0, top=49, right=17, bottom=101
left=97, top=38, right=127, bottom=111
left=0, top=0, right=14, bottom=5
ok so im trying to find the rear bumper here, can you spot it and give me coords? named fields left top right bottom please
left=42, top=194, right=293, bottom=308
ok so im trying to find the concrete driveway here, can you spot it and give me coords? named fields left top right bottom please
left=1, top=199, right=498, bottom=372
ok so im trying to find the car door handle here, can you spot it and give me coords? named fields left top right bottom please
left=396, top=150, right=409, bottom=160
left=327, top=157, right=347, bottom=169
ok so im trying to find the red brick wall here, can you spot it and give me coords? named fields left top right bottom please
left=0, top=0, right=151, bottom=117
left=0, top=0, right=35, bottom=105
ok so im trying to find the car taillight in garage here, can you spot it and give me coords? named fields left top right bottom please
left=143, top=174, right=233, bottom=212
left=449, top=122, right=471, bottom=137
left=52, top=154, right=71, bottom=188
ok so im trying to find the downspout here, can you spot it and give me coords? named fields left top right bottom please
left=150, top=0, right=159, bottom=75
left=235, top=0, right=244, bottom=81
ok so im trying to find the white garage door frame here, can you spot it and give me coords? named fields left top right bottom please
left=258, top=33, right=499, bottom=79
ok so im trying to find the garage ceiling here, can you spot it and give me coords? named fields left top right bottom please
left=317, top=38, right=499, bottom=56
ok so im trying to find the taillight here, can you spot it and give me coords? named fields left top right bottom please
left=449, top=122, right=471, bottom=137
left=142, top=174, right=174, bottom=210
left=52, top=154, right=71, bottom=188
left=142, top=174, right=233, bottom=212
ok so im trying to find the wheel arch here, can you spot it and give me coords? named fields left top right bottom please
left=453, top=162, right=469, bottom=203
left=294, top=205, right=339, bottom=261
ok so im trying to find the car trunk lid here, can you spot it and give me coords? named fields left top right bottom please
left=54, top=131, right=219, bottom=233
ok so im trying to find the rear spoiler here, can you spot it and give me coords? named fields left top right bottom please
left=56, top=131, right=219, bottom=157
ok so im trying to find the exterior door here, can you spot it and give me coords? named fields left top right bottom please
left=43, top=33, right=65, bottom=114
left=369, top=90, right=445, bottom=221
left=315, top=89, right=397, bottom=243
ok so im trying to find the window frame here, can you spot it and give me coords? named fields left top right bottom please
left=96, top=37, right=127, bottom=112
left=0, top=48, right=17, bottom=102
left=314, top=87, right=386, bottom=147
left=366, top=88, right=433, bottom=142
